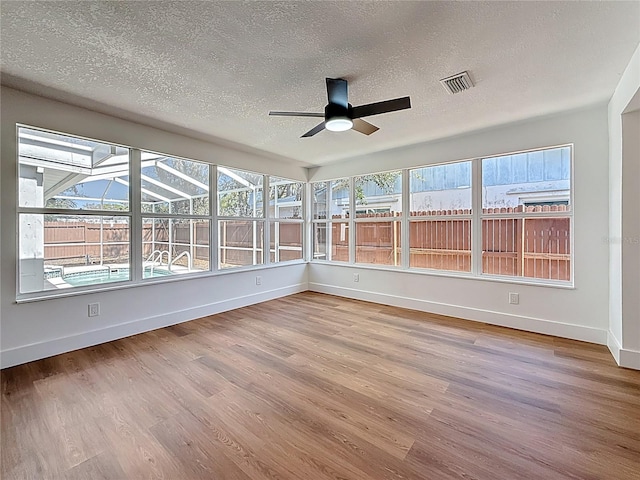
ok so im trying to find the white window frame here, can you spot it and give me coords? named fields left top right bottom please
left=268, top=176, right=305, bottom=264
left=353, top=170, right=403, bottom=268
left=139, top=150, right=214, bottom=279
left=15, top=125, right=306, bottom=302
left=311, top=144, right=574, bottom=287
left=479, top=145, right=574, bottom=284
left=311, top=178, right=350, bottom=263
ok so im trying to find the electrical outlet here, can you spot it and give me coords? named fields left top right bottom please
left=255, top=276, right=262, bottom=285
left=353, top=273, right=359, bottom=283
left=88, top=303, right=100, bottom=317
left=508, top=292, right=519, bottom=305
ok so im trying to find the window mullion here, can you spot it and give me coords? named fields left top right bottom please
left=264, top=175, right=270, bottom=265
left=130, top=149, right=143, bottom=282
left=304, top=182, right=311, bottom=262
left=472, top=158, right=482, bottom=276
left=401, top=169, right=410, bottom=270
left=349, top=177, right=355, bottom=264
left=211, top=165, right=218, bottom=272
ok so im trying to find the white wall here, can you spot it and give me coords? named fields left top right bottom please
left=309, top=105, right=611, bottom=345
left=621, top=110, right=639, bottom=354
left=608, top=43, right=640, bottom=369
left=0, top=85, right=632, bottom=369
left=0, top=87, right=308, bottom=368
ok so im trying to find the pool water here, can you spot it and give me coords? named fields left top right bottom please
left=63, top=268, right=172, bottom=287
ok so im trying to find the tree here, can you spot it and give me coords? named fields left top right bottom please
left=151, top=157, right=210, bottom=215
left=84, top=202, right=129, bottom=211
left=333, top=172, right=401, bottom=203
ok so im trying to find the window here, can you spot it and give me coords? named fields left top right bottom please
left=269, top=177, right=303, bottom=263
left=141, top=152, right=210, bottom=277
left=481, top=146, right=571, bottom=281
left=217, top=167, right=264, bottom=269
left=409, top=162, right=472, bottom=272
left=17, top=126, right=306, bottom=299
left=312, top=179, right=350, bottom=262
left=312, top=145, right=572, bottom=285
left=18, top=127, right=131, bottom=293
left=16, top=124, right=569, bottom=297
left=354, top=172, right=402, bottom=266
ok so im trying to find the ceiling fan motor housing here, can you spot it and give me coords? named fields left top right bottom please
left=324, top=103, right=351, bottom=120
left=269, top=77, right=411, bottom=137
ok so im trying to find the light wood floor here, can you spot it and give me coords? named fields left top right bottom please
left=2, top=292, right=639, bottom=480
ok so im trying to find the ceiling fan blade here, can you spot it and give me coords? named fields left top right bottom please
left=351, top=96, right=411, bottom=119
left=352, top=119, right=379, bottom=135
left=301, top=122, right=326, bottom=137
left=326, top=78, right=348, bottom=108
left=269, top=111, right=324, bottom=117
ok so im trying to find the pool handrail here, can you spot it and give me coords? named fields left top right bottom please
left=146, top=250, right=170, bottom=275
left=169, top=251, right=192, bottom=272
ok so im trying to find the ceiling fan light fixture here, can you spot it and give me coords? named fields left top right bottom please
left=325, top=116, right=353, bottom=132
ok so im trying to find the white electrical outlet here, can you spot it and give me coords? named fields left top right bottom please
left=255, top=276, right=262, bottom=285
left=509, top=292, right=519, bottom=305
left=88, top=303, right=100, bottom=317
left=353, top=273, right=360, bottom=283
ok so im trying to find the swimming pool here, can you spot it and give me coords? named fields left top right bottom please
left=63, top=268, right=172, bottom=287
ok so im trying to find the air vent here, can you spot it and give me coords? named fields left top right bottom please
left=439, top=71, right=474, bottom=94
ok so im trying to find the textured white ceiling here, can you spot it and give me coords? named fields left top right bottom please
left=2, top=1, right=639, bottom=168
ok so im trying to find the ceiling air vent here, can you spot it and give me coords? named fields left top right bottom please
left=439, top=71, right=474, bottom=94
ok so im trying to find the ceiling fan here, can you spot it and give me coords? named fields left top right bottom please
left=269, top=78, right=411, bottom=137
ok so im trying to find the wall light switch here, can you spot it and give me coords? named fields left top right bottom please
left=353, top=273, right=360, bottom=283
left=509, top=292, right=519, bottom=305
left=255, top=276, right=262, bottom=285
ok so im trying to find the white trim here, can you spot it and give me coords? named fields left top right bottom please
left=308, top=282, right=607, bottom=345
left=1, top=283, right=307, bottom=369
left=607, top=330, right=622, bottom=364
left=619, top=349, right=640, bottom=370
left=607, top=331, right=640, bottom=370
left=310, top=259, right=574, bottom=289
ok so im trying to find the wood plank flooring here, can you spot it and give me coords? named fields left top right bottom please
left=2, top=291, right=639, bottom=480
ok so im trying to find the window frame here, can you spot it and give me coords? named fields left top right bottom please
left=15, top=125, right=307, bottom=302
left=216, top=166, right=266, bottom=269
left=478, top=145, right=574, bottom=284
left=139, top=150, right=214, bottom=279
left=353, top=170, right=404, bottom=268
left=311, top=178, right=351, bottom=263
left=15, top=123, right=573, bottom=302
left=16, top=126, right=135, bottom=296
left=408, top=162, right=473, bottom=273
left=268, top=176, right=305, bottom=264
left=311, top=144, right=574, bottom=287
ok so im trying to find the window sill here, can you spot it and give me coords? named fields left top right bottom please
left=309, top=260, right=575, bottom=289
left=15, top=260, right=307, bottom=304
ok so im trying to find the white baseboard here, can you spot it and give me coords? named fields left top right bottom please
left=608, top=331, right=622, bottom=364
left=309, top=282, right=608, bottom=345
left=607, top=331, right=640, bottom=370
left=0, top=283, right=306, bottom=369
left=5, top=282, right=629, bottom=370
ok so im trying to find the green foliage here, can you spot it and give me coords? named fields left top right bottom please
left=84, top=202, right=129, bottom=211
left=45, top=197, right=78, bottom=209
left=150, top=157, right=210, bottom=215
left=341, top=172, right=401, bottom=203
left=217, top=169, right=264, bottom=217
left=219, top=190, right=258, bottom=217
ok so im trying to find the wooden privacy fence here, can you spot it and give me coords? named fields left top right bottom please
left=327, top=207, right=571, bottom=281
left=142, top=221, right=210, bottom=265
left=44, top=206, right=571, bottom=281
left=218, top=221, right=303, bottom=265
left=44, top=222, right=129, bottom=265
left=43, top=221, right=303, bottom=267
left=44, top=221, right=212, bottom=266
